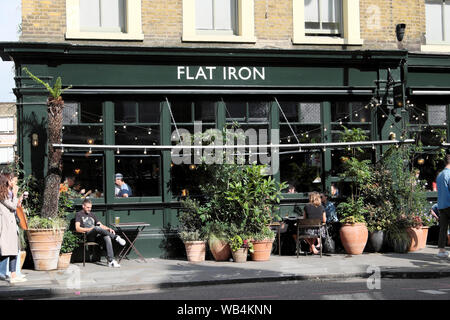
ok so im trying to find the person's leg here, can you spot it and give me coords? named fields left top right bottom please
left=87, top=227, right=117, bottom=263
left=438, top=210, right=449, bottom=251
left=102, top=236, right=115, bottom=263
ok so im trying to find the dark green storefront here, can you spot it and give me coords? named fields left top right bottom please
left=1, top=42, right=448, bottom=258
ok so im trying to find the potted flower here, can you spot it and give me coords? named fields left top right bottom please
left=229, top=235, right=254, bottom=263
left=58, top=230, right=80, bottom=269
left=178, top=199, right=206, bottom=263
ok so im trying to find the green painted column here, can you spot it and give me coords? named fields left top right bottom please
left=270, top=99, right=280, bottom=182
left=103, top=101, right=115, bottom=225
left=322, top=101, right=332, bottom=192
left=161, top=99, right=173, bottom=227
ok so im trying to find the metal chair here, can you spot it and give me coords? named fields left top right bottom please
left=296, top=218, right=324, bottom=258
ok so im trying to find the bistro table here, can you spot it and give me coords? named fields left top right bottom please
left=111, top=222, right=150, bottom=263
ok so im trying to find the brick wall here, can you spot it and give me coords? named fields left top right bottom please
left=20, top=0, right=427, bottom=51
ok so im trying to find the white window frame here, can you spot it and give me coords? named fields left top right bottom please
left=0, top=117, right=14, bottom=133
left=422, top=0, right=450, bottom=52
left=292, top=0, right=363, bottom=45
left=66, top=0, right=144, bottom=41
left=0, top=147, right=14, bottom=164
left=182, top=0, right=256, bottom=43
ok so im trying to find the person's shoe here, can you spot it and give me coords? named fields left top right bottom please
left=437, top=251, right=449, bottom=258
left=115, top=236, right=126, bottom=246
left=108, top=259, right=121, bottom=268
left=9, top=276, right=27, bottom=284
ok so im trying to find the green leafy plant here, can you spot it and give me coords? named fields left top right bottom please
left=60, top=230, right=80, bottom=254
left=229, top=235, right=254, bottom=253
left=22, top=67, right=72, bottom=100
left=178, top=198, right=206, bottom=242
left=337, top=197, right=367, bottom=224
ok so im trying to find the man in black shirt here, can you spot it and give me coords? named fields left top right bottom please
left=75, top=199, right=125, bottom=267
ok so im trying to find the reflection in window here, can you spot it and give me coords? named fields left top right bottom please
left=63, top=126, right=103, bottom=145
left=62, top=153, right=104, bottom=198
left=115, top=125, right=160, bottom=146
left=115, top=151, right=161, bottom=197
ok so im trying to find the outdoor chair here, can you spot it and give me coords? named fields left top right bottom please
left=296, top=218, right=324, bottom=258
left=81, top=232, right=101, bottom=267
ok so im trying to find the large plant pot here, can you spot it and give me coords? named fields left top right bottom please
left=57, top=252, right=73, bottom=270
left=250, top=240, right=273, bottom=261
left=231, top=248, right=248, bottom=263
left=19, top=251, right=26, bottom=271
left=369, top=230, right=384, bottom=253
left=419, top=226, right=429, bottom=249
left=406, top=227, right=423, bottom=252
left=27, top=228, right=65, bottom=271
left=208, top=238, right=231, bottom=261
left=184, top=241, right=206, bottom=262
left=339, top=223, right=368, bottom=255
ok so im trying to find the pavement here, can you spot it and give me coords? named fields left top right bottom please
left=0, top=245, right=449, bottom=299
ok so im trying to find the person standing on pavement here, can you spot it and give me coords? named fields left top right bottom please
left=75, top=199, right=126, bottom=267
left=0, top=173, right=26, bottom=283
left=435, top=154, right=450, bottom=258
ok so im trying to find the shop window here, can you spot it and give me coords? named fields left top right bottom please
left=63, top=101, right=104, bottom=144
left=425, top=0, right=450, bottom=44
left=304, top=0, right=342, bottom=36
left=225, top=99, right=270, bottom=123
left=115, top=150, right=161, bottom=197
left=331, top=101, right=371, bottom=142
left=293, top=0, right=363, bottom=45
left=182, top=0, right=256, bottom=43
left=62, top=154, right=104, bottom=198
left=409, top=104, right=447, bottom=146
left=65, top=0, right=144, bottom=40
left=195, top=0, right=238, bottom=35
left=280, top=152, right=323, bottom=194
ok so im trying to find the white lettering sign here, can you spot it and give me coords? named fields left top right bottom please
left=177, top=66, right=265, bottom=81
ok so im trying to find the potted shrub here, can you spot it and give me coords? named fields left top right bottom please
left=365, top=203, right=392, bottom=252
left=22, top=68, right=72, bottom=270
left=249, top=226, right=276, bottom=261
left=406, top=215, right=423, bottom=252
left=178, top=199, right=206, bottom=262
left=386, top=224, right=410, bottom=253
left=58, top=230, right=80, bottom=269
left=203, top=221, right=232, bottom=262
left=418, top=209, right=435, bottom=249
left=229, top=235, right=253, bottom=263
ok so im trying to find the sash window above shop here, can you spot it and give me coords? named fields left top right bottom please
left=195, top=0, right=238, bottom=35
left=425, top=0, right=450, bottom=43
left=304, top=0, right=342, bottom=36
left=0, top=117, right=14, bottom=133
left=79, top=0, right=126, bottom=33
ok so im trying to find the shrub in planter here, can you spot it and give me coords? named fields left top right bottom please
left=229, top=235, right=253, bottom=263
left=338, top=198, right=369, bottom=255
left=249, top=226, right=275, bottom=261
left=386, top=227, right=410, bottom=253
left=58, top=230, right=80, bottom=269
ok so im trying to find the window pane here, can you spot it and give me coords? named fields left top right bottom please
left=194, top=100, right=216, bottom=122
left=0, top=118, right=14, bottom=132
left=280, top=152, right=323, bottom=193
left=115, top=125, right=160, bottom=145
left=331, top=101, right=349, bottom=122
left=115, top=101, right=136, bottom=123
left=196, top=0, right=213, bottom=30
left=321, top=0, right=340, bottom=23
left=278, top=101, right=298, bottom=122
left=115, top=151, right=161, bottom=197
left=426, top=1, right=443, bottom=42
left=62, top=153, right=104, bottom=198
left=300, top=103, right=321, bottom=124
left=62, top=126, right=103, bottom=144
left=305, top=0, right=319, bottom=22
left=445, top=2, right=450, bottom=41
left=248, top=101, right=269, bottom=122
left=63, top=102, right=79, bottom=125
left=139, top=101, right=160, bottom=123
left=225, top=100, right=246, bottom=120
left=170, top=100, right=192, bottom=123
left=214, top=0, right=234, bottom=30
left=0, top=147, right=14, bottom=164
left=428, top=105, right=446, bottom=125
left=80, top=0, right=100, bottom=29
left=80, top=100, right=102, bottom=123
left=100, top=0, right=125, bottom=31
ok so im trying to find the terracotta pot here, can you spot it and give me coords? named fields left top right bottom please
left=19, top=251, right=26, bottom=271
left=208, top=238, right=231, bottom=261
left=406, top=227, right=423, bottom=252
left=231, top=248, right=248, bottom=263
left=27, top=228, right=65, bottom=271
left=339, top=223, right=368, bottom=255
left=419, top=226, right=429, bottom=249
left=57, top=252, right=72, bottom=269
left=184, top=241, right=206, bottom=262
left=250, top=240, right=273, bottom=261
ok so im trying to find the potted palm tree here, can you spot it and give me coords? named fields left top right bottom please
left=22, top=67, right=72, bottom=270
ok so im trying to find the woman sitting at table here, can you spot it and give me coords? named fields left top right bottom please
left=302, top=192, right=326, bottom=255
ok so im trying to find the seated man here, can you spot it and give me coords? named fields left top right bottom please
left=320, top=192, right=338, bottom=223
left=114, top=173, right=132, bottom=198
left=75, top=199, right=126, bottom=267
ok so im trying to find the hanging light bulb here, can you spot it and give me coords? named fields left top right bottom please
left=117, top=148, right=120, bottom=154
left=144, top=148, right=147, bottom=155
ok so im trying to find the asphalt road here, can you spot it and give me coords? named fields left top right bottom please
left=51, top=277, right=450, bottom=300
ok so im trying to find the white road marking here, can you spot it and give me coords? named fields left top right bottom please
left=417, top=290, right=447, bottom=295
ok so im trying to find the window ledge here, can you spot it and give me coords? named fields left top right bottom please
left=292, top=36, right=363, bottom=46
left=65, top=31, right=144, bottom=41
left=182, top=34, right=257, bottom=43
left=421, top=44, right=450, bottom=53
